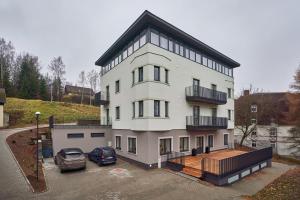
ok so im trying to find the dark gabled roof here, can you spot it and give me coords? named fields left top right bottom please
left=0, top=88, right=6, bottom=105
left=95, top=10, right=240, bottom=68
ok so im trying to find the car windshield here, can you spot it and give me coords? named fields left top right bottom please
left=65, top=152, right=82, bottom=159
left=103, top=149, right=114, bottom=157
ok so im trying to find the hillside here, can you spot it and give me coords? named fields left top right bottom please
left=4, top=98, right=100, bottom=126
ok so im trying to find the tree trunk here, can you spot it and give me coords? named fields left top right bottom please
left=240, top=134, right=247, bottom=146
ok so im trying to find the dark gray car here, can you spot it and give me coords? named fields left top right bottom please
left=54, top=148, right=86, bottom=172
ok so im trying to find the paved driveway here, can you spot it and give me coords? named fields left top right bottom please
left=0, top=127, right=296, bottom=200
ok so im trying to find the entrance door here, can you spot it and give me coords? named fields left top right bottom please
left=193, top=79, right=200, bottom=96
left=193, top=106, right=200, bottom=126
left=196, top=136, right=204, bottom=154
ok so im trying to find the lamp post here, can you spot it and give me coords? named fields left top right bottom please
left=35, top=111, right=40, bottom=181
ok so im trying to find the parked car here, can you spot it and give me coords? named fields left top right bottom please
left=54, top=148, right=86, bottom=172
left=88, top=147, right=117, bottom=166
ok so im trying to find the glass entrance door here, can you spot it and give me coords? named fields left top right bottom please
left=196, top=136, right=204, bottom=154
left=193, top=79, right=200, bottom=96
left=193, top=106, right=200, bottom=126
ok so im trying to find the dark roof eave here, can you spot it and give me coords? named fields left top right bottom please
left=95, top=10, right=240, bottom=68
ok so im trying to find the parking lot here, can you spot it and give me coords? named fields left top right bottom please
left=35, top=158, right=295, bottom=200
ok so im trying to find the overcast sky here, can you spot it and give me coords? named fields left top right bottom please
left=1, top=0, right=299, bottom=93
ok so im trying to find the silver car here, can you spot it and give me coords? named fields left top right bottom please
left=54, top=148, right=86, bottom=172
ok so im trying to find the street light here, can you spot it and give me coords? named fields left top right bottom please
left=35, top=111, right=40, bottom=181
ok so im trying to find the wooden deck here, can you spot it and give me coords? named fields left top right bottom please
left=169, top=149, right=247, bottom=178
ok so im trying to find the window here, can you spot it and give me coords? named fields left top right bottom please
left=160, top=138, right=172, bottom=155
left=128, top=137, right=137, bottom=154
left=202, top=56, right=207, bottom=66
left=251, top=118, right=257, bottom=124
left=111, top=60, right=115, bottom=68
left=133, top=39, right=139, bottom=51
left=190, top=50, right=195, bottom=61
left=224, top=134, right=229, bottom=145
left=185, top=48, right=189, bottom=58
left=179, top=45, right=184, bottom=56
left=132, top=71, right=135, bottom=85
left=118, top=54, right=122, bottom=63
left=132, top=102, right=135, bottom=118
left=160, top=35, right=168, bottom=49
left=165, top=69, right=169, bottom=83
left=154, top=100, right=160, bottom=117
left=114, top=57, right=119, bottom=66
left=174, top=43, right=179, bottom=54
left=138, top=67, right=143, bottom=82
left=251, top=104, right=257, bottom=112
left=208, top=59, right=213, bottom=68
left=165, top=101, right=169, bottom=117
left=116, top=106, right=120, bottom=120
left=116, top=136, right=121, bottom=150
left=138, top=101, right=143, bottom=117
left=67, top=133, right=84, bottom=138
left=168, top=40, right=173, bottom=52
left=91, top=133, right=105, bottom=137
left=122, top=49, right=127, bottom=59
left=128, top=44, right=133, bottom=56
left=115, top=80, right=120, bottom=93
left=252, top=141, right=256, bottom=147
left=208, top=135, right=214, bottom=147
left=180, top=137, right=189, bottom=152
left=228, top=88, right=232, bottom=98
left=154, top=66, right=160, bottom=81
left=140, top=34, right=146, bottom=46
left=252, top=130, right=257, bottom=137
left=228, top=110, right=231, bottom=120
left=270, top=142, right=276, bottom=149
left=196, top=53, right=201, bottom=63
left=270, top=127, right=277, bottom=136
left=150, top=31, right=159, bottom=45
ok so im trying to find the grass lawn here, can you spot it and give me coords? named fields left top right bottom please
left=247, top=167, right=300, bottom=200
left=4, top=98, right=100, bottom=126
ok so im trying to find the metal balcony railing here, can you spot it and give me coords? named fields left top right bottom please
left=186, top=116, right=228, bottom=130
left=185, top=86, right=227, bottom=105
left=95, top=92, right=110, bottom=105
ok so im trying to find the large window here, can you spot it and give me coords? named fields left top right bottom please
left=133, top=39, right=139, bottom=51
left=128, top=137, right=137, bottom=154
left=115, top=80, right=120, bottom=93
left=160, top=35, right=168, bottom=49
left=202, top=56, right=207, bottom=66
left=150, top=31, right=159, bottom=45
left=179, top=45, right=184, bottom=56
left=67, top=133, right=84, bottom=138
left=123, top=49, right=127, bottom=59
left=116, top=136, right=121, bottom=150
left=140, top=34, right=146, bottom=46
left=208, top=135, right=214, bottom=147
left=138, top=67, right=143, bottom=82
left=128, top=44, right=133, bottom=56
left=116, top=106, right=120, bottom=120
left=154, top=66, right=160, bottom=81
left=196, top=53, right=201, bottom=63
left=224, top=134, right=229, bottom=145
left=190, top=50, right=195, bottom=61
left=154, top=100, right=160, bottom=117
left=174, top=43, right=179, bottom=54
left=160, top=138, right=172, bottom=155
left=180, top=137, right=189, bottom=152
left=165, top=101, right=169, bottom=117
left=138, top=101, right=143, bottom=117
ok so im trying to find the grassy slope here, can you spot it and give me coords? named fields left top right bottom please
left=4, top=98, right=100, bottom=126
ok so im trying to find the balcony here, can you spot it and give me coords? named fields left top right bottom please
left=95, top=92, right=110, bottom=105
left=186, top=116, right=227, bottom=130
left=185, top=86, right=227, bottom=105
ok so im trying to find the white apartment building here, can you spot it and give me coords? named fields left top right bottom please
left=95, top=11, right=240, bottom=168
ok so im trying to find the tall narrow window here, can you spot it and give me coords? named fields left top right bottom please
left=133, top=39, right=139, bottom=52
left=123, top=49, right=128, bottom=59
left=180, top=137, right=189, bottom=152
left=128, top=137, right=137, bottom=154
left=116, top=136, right=121, bottom=150
left=140, top=34, right=146, bottom=46
left=138, top=67, right=143, bottom=82
left=165, top=101, right=169, bottom=117
left=179, top=45, right=184, bottom=56
left=190, top=50, right=195, bottom=61
left=132, top=102, right=135, bottom=118
left=132, top=71, right=135, bottom=85
left=185, top=48, right=189, bottom=58
left=165, top=69, right=169, bottom=83
left=168, top=40, right=173, bottom=52
left=160, top=35, right=168, bottom=49
left=115, top=80, right=120, bottom=93
left=228, top=110, right=231, bottom=120
left=208, top=135, right=214, bottom=148
left=174, top=43, right=179, bottom=54
left=128, top=44, right=133, bottom=56
left=196, top=53, right=201, bottom=63
left=224, top=134, right=229, bottom=145
left=154, top=100, right=160, bottom=117
left=138, top=101, right=143, bottom=117
left=227, top=88, right=232, bottom=98
left=202, top=56, right=207, bottom=66
left=154, top=66, right=160, bottom=81
left=116, top=106, right=120, bottom=120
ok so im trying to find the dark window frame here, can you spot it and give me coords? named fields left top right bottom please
left=160, top=138, right=172, bottom=155
left=180, top=137, right=189, bottom=152
left=208, top=135, right=214, bottom=147
left=116, top=136, right=121, bottom=150
left=115, top=80, right=120, bottom=93
left=138, top=101, right=143, bottom=117
left=138, top=67, right=143, bottom=82
left=67, top=133, right=84, bottom=139
left=154, top=100, right=160, bottom=117
left=224, top=134, right=229, bottom=145
left=116, top=106, right=120, bottom=120
left=165, top=69, right=169, bottom=84
left=91, top=133, right=105, bottom=137
left=165, top=101, right=169, bottom=117
left=154, top=66, right=160, bottom=81
left=132, top=102, right=135, bottom=118
left=128, top=137, right=137, bottom=154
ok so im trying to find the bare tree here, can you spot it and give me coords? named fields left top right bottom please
left=87, top=69, right=99, bottom=105
left=78, top=70, right=86, bottom=104
left=48, top=57, right=66, bottom=101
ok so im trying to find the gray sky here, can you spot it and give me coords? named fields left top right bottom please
left=1, top=0, right=299, bottom=93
